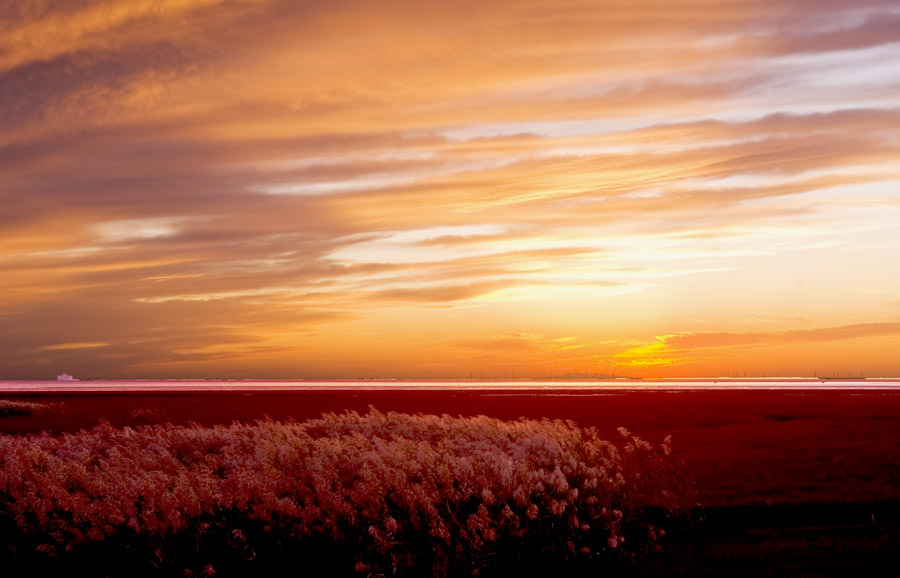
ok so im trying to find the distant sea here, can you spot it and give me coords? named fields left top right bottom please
left=2, top=378, right=899, bottom=394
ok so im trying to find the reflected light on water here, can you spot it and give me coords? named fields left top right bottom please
left=2, top=379, right=900, bottom=394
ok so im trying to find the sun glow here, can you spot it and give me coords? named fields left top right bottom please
left=2, top=0, right=900, bottom=378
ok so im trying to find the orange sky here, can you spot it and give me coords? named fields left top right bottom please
left=2, top=0, right=900, bottom=379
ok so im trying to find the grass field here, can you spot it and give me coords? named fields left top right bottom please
left=2, top=387, right=900, bottom=576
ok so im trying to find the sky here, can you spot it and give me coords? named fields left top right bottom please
left=2, top=0, right=900, bottom=380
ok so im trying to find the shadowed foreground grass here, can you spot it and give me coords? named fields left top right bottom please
left=0, top=409, right=690, bottom=577
left=632, top=515, right=900, bottom=577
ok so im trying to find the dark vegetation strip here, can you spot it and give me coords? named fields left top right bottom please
left=0, top=399, right=64, bottom=418
left=698, top=501, right=900, bottom=530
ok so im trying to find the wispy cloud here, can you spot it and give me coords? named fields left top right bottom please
left=452, top=333, right=580, bottom=354
left=2, top=0, right=900, bottom=377
left=614, top=323, right=900, bottom=369
left=39, top=342, right=110, bottom=352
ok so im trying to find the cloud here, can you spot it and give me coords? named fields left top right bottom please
left=775, top=322, right=900, bottom=344
left=760, top=10, right=900, bottom=56
left=370, top=283, right=502, bottom=304
left=0, top=283, right=349, bottom=379
left=664, top=322, right=900, bottom=350
left=451, top=333, right=581, bottom=355
left=615, top=322, right=900, bottom=368
left=39, top=342, right=110, bottom=352
left=2, top=0, right=900, bottom=376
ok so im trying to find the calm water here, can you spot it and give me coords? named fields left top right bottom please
left=1, top=378, right=899, bottom=394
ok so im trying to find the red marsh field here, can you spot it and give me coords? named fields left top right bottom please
left=2, top=380, right=900, bottom=576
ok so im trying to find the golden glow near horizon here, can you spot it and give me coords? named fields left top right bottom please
left=2, top=0, right=900, bottom=379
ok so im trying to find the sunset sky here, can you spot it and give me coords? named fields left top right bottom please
left=2, top=0, right=900, bottom=379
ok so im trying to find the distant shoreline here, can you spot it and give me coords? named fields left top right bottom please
left=1, top=377, right=899, bottom=395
